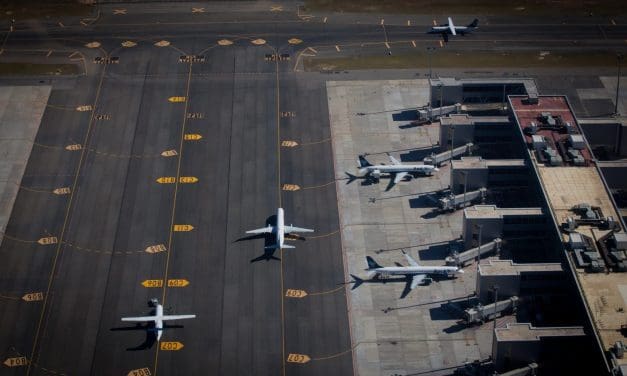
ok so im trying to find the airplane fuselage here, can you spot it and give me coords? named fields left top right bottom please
left=429, top=25, right=473, bottom=34
left=365, top=164, right=436, bottom=175
left=276, top=207, right=285, bottom=248
left=155, top=304, right=164, bottom=341
left=373, top=266, right=461, bottom=278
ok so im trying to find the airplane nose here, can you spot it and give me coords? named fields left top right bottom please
left=433, top=167, right=440, bottom=172
left=457, top=269, right=464, bottom=273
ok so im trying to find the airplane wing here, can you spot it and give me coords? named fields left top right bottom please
left=403, top=251, right=420, bottom=267
left=121, top=316, right=156, bottom=322
left=393, top=171, right=408, bottom=184
left=448, top=17, right=456, bottom=35
left=246, top=226, right=273, bottom=234
left=388, top=154, right=402, bottom=165
left=410, top=274, right=427, bottom=289
left=161, top=314, right=196, bottom=321
left=284, top=225, right=314, bottom=233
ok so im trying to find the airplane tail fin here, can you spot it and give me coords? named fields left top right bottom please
left=366, top=256, right=382, bottom=270
left=358, top=155, right=372, bottom=168
left=468, top=18, right=479, bottom=28
left=350, top=274, right=364, bottom=290
left=345, top=172, right=358, bottom=184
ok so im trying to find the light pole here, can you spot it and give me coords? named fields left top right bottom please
left=614, top=54, right=623, bottom=116
left=492, top=285, right=499, bottom=332
left=427, top=46, right=435, bottom=79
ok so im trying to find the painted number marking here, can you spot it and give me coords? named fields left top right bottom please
left=179, top=176, right=198, bottom=184
left=156, top=177, right=176, bottom=184
left=3, top=357, right=28, bottom=367
left=282, top=184, right=301, bottom=191
left=187, top=112, right=204, bottom=119
left=168, top=96, right=186, bottom=103
left=287, top=353, right=311, bottom=364
left=285, top=289, right=308, bottom=298
left=76, top=105, right=93, bottom=112
left=281, top=140, right=298, bottom=147
left=144, top=244, right=167, bottom=254
left=141, top=279, right=163, bottom=288
left=127, top=368, right=152, bottom=376
left=22, top=292, right=44, bottom=301
left=173, top=224, right=194, bottom=232
left=167, top=279, right=189, bottom=287
left=65, top=144, right=82, bottom=151
left=37, top=237, right=58, bottom=245
left=280, top=111, right=295, bottom=118
left=95, top=114, right=110, bottom=120
left=53, top=187, right=71, bottom=195
left=161, top=150, right=178, bottom=157
left=160, top=341, right=184, bottom=351
left=184, top=134, right=202, bottom=141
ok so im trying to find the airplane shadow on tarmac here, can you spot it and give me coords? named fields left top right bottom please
left=349, top=274, right=424, bottom=299
left=234, top=214, right=306, bottom=263
left=110, top=303, right=185, bottom=351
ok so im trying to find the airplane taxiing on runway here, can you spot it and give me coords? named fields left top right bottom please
left=121, top=298, right=196, bottom=341
left=245, top=207, right=314, bottom=249
left=428, top=17, right=479, bottom=42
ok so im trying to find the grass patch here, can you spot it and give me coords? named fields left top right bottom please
left=0, top=63, right=80, bottom=76
left=304, top=51, right=620, bottom=71
left=304, top=0, right=627, bottom=16
left=0, top=1, right=92, bottom=21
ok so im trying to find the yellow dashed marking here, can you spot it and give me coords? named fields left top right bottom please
left=144, top=244, right=167, bottom=254
left=218, top=39, right=233, bottom=46
left=411, top=40, right=416, bottom=47
left=179, top=176, right=198, bottom=184
left=22, top=292, right=44, bottom=302
left=141, top=279, right=163, bottom=288
left=75, top=105, right=92, bottom=112
left=167, top=279, right=189, bottom=287
left=335, top=45, right=341, bottom=52
left=161, top=150, right=178, bottom=157
left=173, top=224, right=194, bottom=232
left=191, top=7, right=205, bottom=13
left=281, top=140, right=298, bottom=147
left=156, top=177, right=176, bottom=184
left=65, top=144, right=82, bottom=151
left=288, top=38, right=303, bottom=45
left=168, top=96, right=186, bottom=103
left=183, top=134, right=202, bottom=141
left=127, top=368, right=152, bottom=376
left=121, top=41, right=137, bottom=48
left=251, top=38, right=267, bottom=45
left=439, top=40, right=444, bottom=47
left=282, top=184, right=301, bottom=191
left=287, top=354, right=311, bottom=364
left=3, top=357, right=28, bottom=367
left=52, top=187, right=71, bottom=195
left=154, top=40, right=170, bottom=47
left=160, top=342, right=184, bottom=351
left=113, top=9, right=127, bottom=15
left=285, top=289, right=308, bottom=298
left=37, top=237, right=58, bottom=245
left=85, top=42, right=100, bottom=48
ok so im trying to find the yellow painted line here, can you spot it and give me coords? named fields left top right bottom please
left=127, top=368, right=152, bottom=376
left=281, top=140, right=298, bottom=147
left=161, top=150, right=178, bottom=157
left=380, top=19, right=384, bottom=25
left=611, top=19, right=616, bottom=25
left=76, top=105, right=92, bottom=111
left=433, top=19, right=437, bottom=26
left=22, top=292, right=44, bottom=302
left=218, top=39, right=233, bottom=46
left=411, top=40, right=417, bottom=47
left=282, top=184, right=301, bottom=191
left=52, top=187, right=71, bottom=195
left=167, top=279, right=189, bottom=287
left=178, top=176, right=198, bottom=183
left=37, top=237, right=58, bottom=245
left=46, top=50, right=52, bottom=57
left=68, top=51, right=81, bottom=60
left=335, top=45, right=340, bottom=52
left=308, top=47, right=317, bottom=54
left=270, top=5, right=283, bottom=11
left=168, top=96, right=186, bottom=103
left=385, top=42, right=390, bottom=49
left=141, top=279, right=164, bottom=288
left=439, top=40, right=444, bottom=47
left=144, top=244, right=167, bottom=254
left=156, top=177, right=176, bottom=184
left=183, top=134, right=202, bottom=140
left=3, top=357, right=28, bottom=367
left=251, top=38, right=266, bottom=45
left=173, top=224, right=194, bottom=232
left=287, top=354, right=311, bottom=364
left=160, top=342, right=184, bottom=351
left=113, top=9, right=127, bottom=15
left=58, top=22, right=64, bottom=27
left=285, top=289, right=308, bottom=298
left=154, top=40, right=170, bottom=47
left=288, top=38, right=303, bottom=45
left=323, top=17, right=327, bottom=23
left=407, top=20, right=411, bottom=26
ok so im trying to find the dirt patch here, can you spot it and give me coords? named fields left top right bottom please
left=0, top=1, right=92, bottom=21
left=0, top=63, right=81, bottom=76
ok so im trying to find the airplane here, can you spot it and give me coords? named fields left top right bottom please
left=365, top=251, right=464, bottom=292
left=121, top=298, right=195, bottom=341
left=245, top=207, right=313, bottom=249
left=353, top=154, right=439, bottom=190
left=428, top=17, right=479, bottom=42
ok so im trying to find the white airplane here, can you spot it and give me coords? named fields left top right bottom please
left=121, top=298, right=195, bottom=341
left=366, top=251, right=463, bottom=291
left=354, top=154, right=438, bottom=190
left=245, top=207, right=313, bottom=249
left=428, top=17, right=479, bottom=42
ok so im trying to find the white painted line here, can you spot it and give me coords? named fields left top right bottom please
left=407, top=20, right=411, bottom=26
left=611, top=19, right=616, bottom=25
left=323, top=17, right=328, bottom=23
left=308, top=47, right=318, bottom=53
left=46, top=50, right=52, bottom=57
left=380, top=19, right=384, bottom=25
left=385, top=42, right=390, bottom=49
left=335, top=45, right=341, bottom=52
left=411, top=40, right=416, bottom=47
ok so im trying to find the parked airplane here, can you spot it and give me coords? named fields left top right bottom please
left=245, top=207, right=313, bottom=249
left=121, top=298, right=195, bottom=341
left=354, top=154, right=438, bottom=190
left=428, top=17, right=479, bottom=42
left=365, top=251, right=463, bottom=291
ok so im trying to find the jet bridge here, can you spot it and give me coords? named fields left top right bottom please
left=423, top=142, right=474, bottom=166
left=446, top=238, right=502, bottom=267
left=438, top=187, right=487, bottom=212
left=463, top=296, right=519, bottom=325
